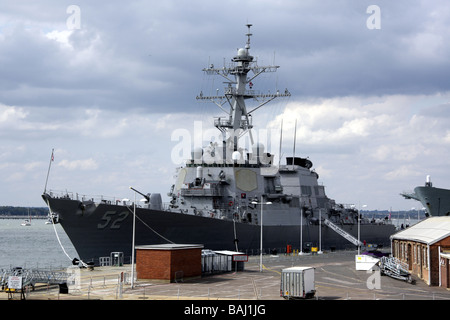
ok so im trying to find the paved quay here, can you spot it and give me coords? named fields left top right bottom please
left=3, top=249, right=450, bottom=301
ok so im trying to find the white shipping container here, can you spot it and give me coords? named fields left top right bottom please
left=280, top=267, right=315, bottom=299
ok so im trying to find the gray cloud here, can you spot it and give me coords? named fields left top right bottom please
left=1, top=1, right=449, bottom=110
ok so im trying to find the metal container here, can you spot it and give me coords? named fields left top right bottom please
left=280, top=266, right=315, bottom=299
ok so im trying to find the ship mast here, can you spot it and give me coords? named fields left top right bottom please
left=197, top=24, right=290, bottom=164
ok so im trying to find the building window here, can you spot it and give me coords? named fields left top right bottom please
left=402, top=243, right=406, bottom=261
left=423, top=247, right=427, bottom=269
left=414, top=245, right=417, bottom=264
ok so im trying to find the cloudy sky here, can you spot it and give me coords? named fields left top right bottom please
left=1, top=0, right=449, bottom=211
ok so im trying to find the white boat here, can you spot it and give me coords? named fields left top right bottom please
left=21, top=208, right=32, bottom=226
left=45, top=212, right=58, bottom=224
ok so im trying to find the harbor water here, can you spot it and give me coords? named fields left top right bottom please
left=0, top=218, right=78, bottom=269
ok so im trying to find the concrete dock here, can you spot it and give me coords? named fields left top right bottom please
left=3, top=250, right=450, bottom=301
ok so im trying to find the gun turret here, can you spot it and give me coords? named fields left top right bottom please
left=129, top=187, right=150, bottom=203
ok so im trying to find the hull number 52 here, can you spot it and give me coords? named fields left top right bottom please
left=97, top=211, right=129, bottom=229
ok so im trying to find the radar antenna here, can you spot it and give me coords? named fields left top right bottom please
left=196, top=24, right=290, bottom=162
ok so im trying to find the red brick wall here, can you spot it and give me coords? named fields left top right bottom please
left=441, top=257, right=449, bottom=288
left=436, top=240, right=450, bottom=288
left=136, top=249, right=170, bottom=280
left=170, top=248, right=202, bottom=280
left=392, top=238, right=450, bottom=286
left=136, top=248, right=201, bottom=282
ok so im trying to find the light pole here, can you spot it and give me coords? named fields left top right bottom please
left=129, top=187, right=142, bottom=289
left=128, top=186, right=150, bottom=289
left=252, top=196, right=272, bottom=272
left=318, top=208, right=323, bottom=254
left=358, top=204, right=367, bottom=255
left=130, top=188, right=136, bottom=289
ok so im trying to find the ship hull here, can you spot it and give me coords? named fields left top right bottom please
left=44, top=195, right=396, bottom=262
left=414, top=186, right=450, bottom=216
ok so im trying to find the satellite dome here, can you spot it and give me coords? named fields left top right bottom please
left=237, top=48, right=247, bottom=57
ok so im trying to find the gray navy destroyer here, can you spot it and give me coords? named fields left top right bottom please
left=42, top=25, right=395, bottom=262
left=402, top=175, right=450, bottom=217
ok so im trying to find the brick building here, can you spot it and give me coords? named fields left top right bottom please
left=390, top=217, right=450, bottom=287
left=441, top=251, right=450, bottom=288
left=135, top=244, right=203, bottom=282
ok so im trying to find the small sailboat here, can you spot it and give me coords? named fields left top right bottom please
left=21, top=209, right=32, bottom=226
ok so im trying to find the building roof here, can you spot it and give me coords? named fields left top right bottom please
left=390, top=216, right=450, bottom=245
left=135, top=244, right=204, bottom=250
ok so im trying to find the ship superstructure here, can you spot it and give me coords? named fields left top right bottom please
left=168, top=24, right=356, bottom=227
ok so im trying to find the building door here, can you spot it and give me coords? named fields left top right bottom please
left=447, top=258, right=450, bottom=288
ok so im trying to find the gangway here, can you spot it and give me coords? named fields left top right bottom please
left=1, top=267, right=70, bottom=290
left=29, top=269, right=70, bottom=286
left=379, top=256, right=415, bottom=284
left=323, top=219, right=363, bottom=247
